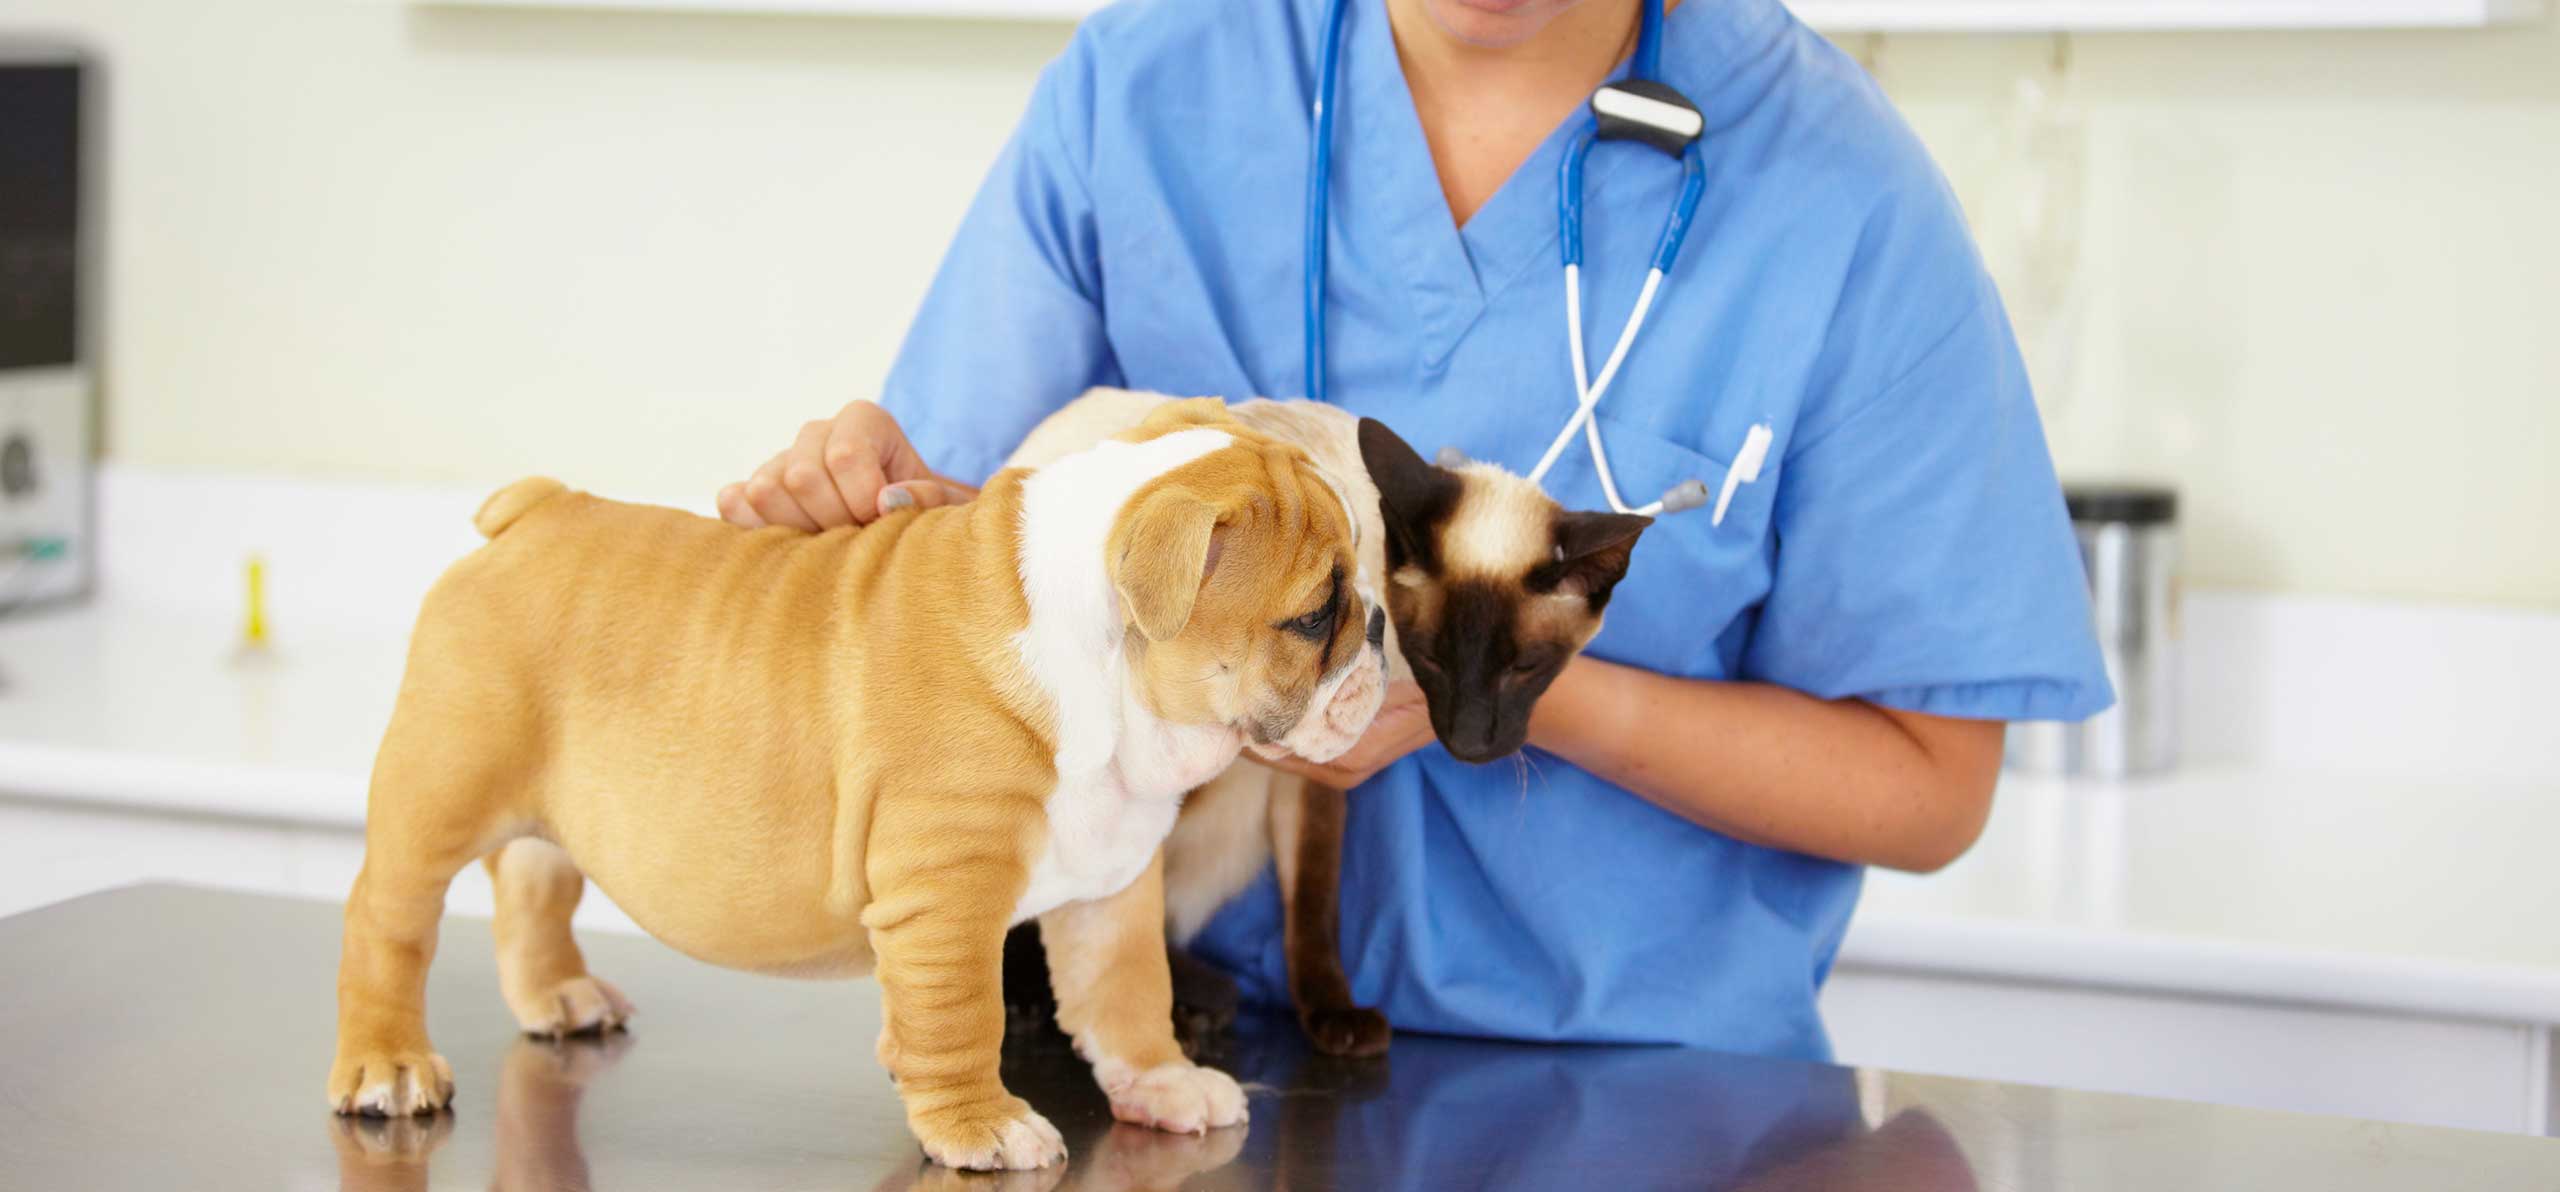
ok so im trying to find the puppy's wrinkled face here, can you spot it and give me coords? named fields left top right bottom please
left=1357, top=418, right=1650, bottom=765
left=1107, top=404, right=1386, bottom=764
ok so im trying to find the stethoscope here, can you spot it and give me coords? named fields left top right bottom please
left=1305, top=0, right=1770, bottom=523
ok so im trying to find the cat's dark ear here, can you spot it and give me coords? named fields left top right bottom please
left=1538, top=511, right=1652, bottom=609
left=1358, top=417, right=1459, bottom=570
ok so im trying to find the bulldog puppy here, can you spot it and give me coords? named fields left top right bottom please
left=326, top=398, right=1388, bottom=1171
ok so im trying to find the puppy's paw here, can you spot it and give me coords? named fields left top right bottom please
left=1301, top=1004, right=1391, bottom=1058
left=508, top=974, right=633, bottom=1038
left=910, top=1096, right=1066, bottom=1171
left=1099, top=1061, right=1248, bottom=1135
left=328, top=1049, right=455, bottom=1117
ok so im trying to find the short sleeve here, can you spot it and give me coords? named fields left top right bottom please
left=878, top=33, right=1123, bottom=485
left=1744, top=196, right=2113, bottom=722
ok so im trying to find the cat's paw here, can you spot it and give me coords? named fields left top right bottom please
left=1300, top=1004, right=1391, bottom=1058
left=1099, top=1061, right=1248, bottom=1135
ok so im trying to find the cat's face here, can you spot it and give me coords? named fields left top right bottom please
left=1357, top=419, right=1651, bottom=764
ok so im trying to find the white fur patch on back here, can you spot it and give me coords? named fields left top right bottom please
left=1441, top=464, right=1555, bottom=577
left=1012, top=427, right=1244, bottom=923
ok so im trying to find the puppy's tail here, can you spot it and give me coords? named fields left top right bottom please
left=473, top=477, right=568, bottom=539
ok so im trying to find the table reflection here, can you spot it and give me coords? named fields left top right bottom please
left=331, top=1032, right=634, bottom=1192
left=327, top=1018, right=1973, bottom=1192
left=1202, top=1017, right=1976, bottom=1191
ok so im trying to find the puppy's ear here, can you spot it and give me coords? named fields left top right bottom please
left=1535, top=511, right=1652, bottom=609
left=1357, top=418, right=1459, bottom=570
left=1109, top=486, right=1223, bottom=642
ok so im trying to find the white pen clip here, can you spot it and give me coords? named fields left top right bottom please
left=1711, top=423, right=1773, bottom=527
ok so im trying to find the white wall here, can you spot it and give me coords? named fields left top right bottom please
left=1876, top=23, right=2560, bottom=607
left=16, top=0, right=1070, bottom=501
left=9, top=0, right=2557, bottom=605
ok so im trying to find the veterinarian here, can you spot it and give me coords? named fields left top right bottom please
left=718, top=0, right=2110, bottom=1061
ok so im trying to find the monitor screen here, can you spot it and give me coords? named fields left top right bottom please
left=0, top=62, right=81, bottom=371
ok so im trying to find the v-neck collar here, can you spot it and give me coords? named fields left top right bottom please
left=1329, top=0, right=1788, bottom=363
left=1337, top=0, right=1483, bottom=356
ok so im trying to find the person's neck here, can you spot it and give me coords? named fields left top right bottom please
left=1385, top=0, right=1664, bottom=227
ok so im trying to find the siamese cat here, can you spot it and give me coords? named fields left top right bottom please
left=998, top=389, right=1650, bottom=1056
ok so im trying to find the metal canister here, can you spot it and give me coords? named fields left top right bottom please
left=2006, top=484, right=2180, bottom=778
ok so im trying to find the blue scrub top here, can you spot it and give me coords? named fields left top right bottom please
left=882, top=0, right=2112, bottom=1060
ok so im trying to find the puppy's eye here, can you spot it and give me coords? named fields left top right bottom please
left=1280, top=568, right=1344, bottom=641
left=1507, top=655, right=1551, bottom=677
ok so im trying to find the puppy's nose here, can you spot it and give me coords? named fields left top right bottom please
left=1366, top=607, right=1386, bottom=649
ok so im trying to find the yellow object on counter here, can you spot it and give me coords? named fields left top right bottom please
left=240, top=554, right=269, bottom=651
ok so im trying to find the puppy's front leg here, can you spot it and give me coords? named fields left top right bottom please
left=863, top=855, right=1064, bottom=1171
left=1041, top=854, right=1248, bottom=1135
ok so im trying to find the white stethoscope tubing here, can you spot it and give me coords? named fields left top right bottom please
left=1528, top=263, right=1669, bottom=516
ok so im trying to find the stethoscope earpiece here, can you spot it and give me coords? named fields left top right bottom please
left=1435, top=447, right=1469, bottom=469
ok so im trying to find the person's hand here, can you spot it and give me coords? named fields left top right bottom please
left=1256, top=680, right=1432, bottom=790
left=716, top=401, right=979, bottom=531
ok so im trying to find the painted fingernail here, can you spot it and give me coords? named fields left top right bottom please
left=880, top=487, right=916, bottom=512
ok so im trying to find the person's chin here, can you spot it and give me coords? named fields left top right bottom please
left=1424, top=0, right=1560, bottom=48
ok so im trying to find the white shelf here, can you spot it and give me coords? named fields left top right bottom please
left=405, top=0, right=2546, bottom=30
left=1793, top=0, right=2544, bottom=30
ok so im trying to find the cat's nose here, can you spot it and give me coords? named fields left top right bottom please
left=1366, top=607, right=1386, bottom=649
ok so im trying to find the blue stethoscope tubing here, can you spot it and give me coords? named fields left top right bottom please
left=1303, top=0, right=1717, bottom=518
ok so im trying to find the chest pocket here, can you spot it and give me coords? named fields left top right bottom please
left=1546, top=415, right=1781, bottom=682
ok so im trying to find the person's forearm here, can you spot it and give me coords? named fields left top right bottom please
left=1525, top=656, right=2003, bottom=872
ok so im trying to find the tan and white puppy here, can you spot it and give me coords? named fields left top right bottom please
left=326, top=399, right=1387, bottom=1171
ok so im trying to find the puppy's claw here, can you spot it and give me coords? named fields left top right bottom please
left=512, top=975, right=632, bottom=1038
left=327, top=1050, right=454, bottom=1117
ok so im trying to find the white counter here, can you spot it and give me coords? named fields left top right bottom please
left=1846, top=769, right=2560, bottom=1027
left=0, top=604, right=391, bottom=828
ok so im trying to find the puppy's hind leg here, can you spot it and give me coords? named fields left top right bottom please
left=328, top=698, right=522, bottom=1117
left=330, top=813, right=480, bottom=1113
left=487, top=838, right=632, bottom=1037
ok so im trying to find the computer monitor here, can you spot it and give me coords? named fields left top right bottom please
left=0, top=49, right=92, bottom=608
